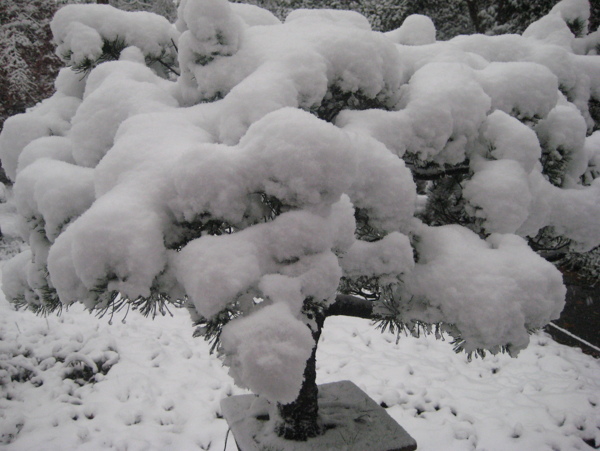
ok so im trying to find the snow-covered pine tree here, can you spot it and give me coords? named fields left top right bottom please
left=1, top=0, right=599, bottom=442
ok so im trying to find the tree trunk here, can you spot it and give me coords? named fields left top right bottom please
left=465, top=0, right=483, bottom=33
left=272, top=295, right=373, bottom=440
left=274, top=308, right=325, bottom=441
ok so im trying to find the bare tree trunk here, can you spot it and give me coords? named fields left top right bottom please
left=465, top=0, right=483, bottom=33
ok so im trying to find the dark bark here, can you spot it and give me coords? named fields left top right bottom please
left=326, top=294, right=373, bottom=319
left=465, top=0, right=483, bottom=33
left=275, top=309, right=325, bottom=440
left=407, top=164, right=471, bottom=181
left=275, top=340, right=322, bottom=440
left=274, top=295, right=373, bottom=440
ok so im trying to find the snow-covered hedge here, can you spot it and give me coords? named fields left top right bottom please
left=0, top=0, right=599, bottom=405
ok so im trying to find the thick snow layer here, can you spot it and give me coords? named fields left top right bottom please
left=549, top=0, right=591, bottom=28
left=476, top=62, right=559, bottom=120
left=172, top=231, right=264, bottom=319
left=406, top=225, right=565, bottom=354
left=51, top=4, right=179, bottom=67
left=16, top=136, right=76, bottom=176
left=54, top=67, right=87, bottom=99
left=220, top=302, right=315, bottom=403
left=238, top=109, right=358, bottom=209
left=0, top=291, right=598, bottom=451
left=176, top=0, right=243, bottom=70
left=176, top=7, right=403, bottom=134
left=338, top=62, right=490, bottom=164
left=47, top=184, right=169, bottom=306
left=1, top=251, right=33, bottom=305
left=94, top=110, right=213, bottom=197
left=478, top=110, right=541, bottom=174
left=385, top=14, right=436, bottom=46
left=464, top=159, right=532, bottom=234
left=399, top=62, right=491, bottom=164
left=536, top=102, right=589, bottom=186
left=14, top=159, right=95, bottom=243
left=0, top=94, right=80, bottom=181
left=450, top=34, right=579, bottom=97
left=172, top=204, right=351, bottom=320
left=69, top=61, right=178, bottom=168
left=523, top=13, right=576, bottom=49
left=548, top=179, right=600, bottom=251
left=340, top=232, right=414, bottom=279
left=584, top=131, right=600, bottom=182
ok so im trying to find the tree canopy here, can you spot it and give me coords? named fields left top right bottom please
left=0, top=0, right=599, bottom=439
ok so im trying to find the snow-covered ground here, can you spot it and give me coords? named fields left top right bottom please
left=0, top=281, right=598, bottom=451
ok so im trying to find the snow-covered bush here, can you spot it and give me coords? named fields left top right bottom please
left=1, top=0, right=599, bottom=441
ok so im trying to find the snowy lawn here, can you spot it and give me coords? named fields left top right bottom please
left=0, top=281, right=598, bottom=451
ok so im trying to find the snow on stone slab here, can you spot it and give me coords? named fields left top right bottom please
left=0, top=289, right=598, bottom=451
left=318, top=317, right=600, bottom=451
left=221, top=380, right=417, bottom=451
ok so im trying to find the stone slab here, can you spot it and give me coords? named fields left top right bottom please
left=221, top=380, right=417, bottom=451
